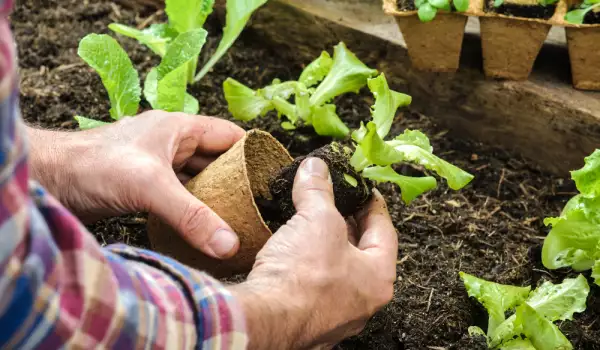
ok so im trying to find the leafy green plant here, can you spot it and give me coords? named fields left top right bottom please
left=542, top=149, right=600, bottom=285
left=224, top=42, right=380, bottom=139
left=415, top=0, right=469, bottom=22
left=460, top=272, right=590, bottom=349
left=110, top=0, right=267, bottom=84
left=224, top=42, right=474, bottom=201
left=565, top=0, right=600, bottom=24
left=74, top=0, right=267, bottom=129
left=75, top=34, right=140, bottom=130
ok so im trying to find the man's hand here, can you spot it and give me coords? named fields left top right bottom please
left=230, top=158, right=398, bottom=349
left=27, top=111, right=245, bottom=259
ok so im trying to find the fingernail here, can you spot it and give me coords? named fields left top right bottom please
left=208, top=229, right=238, bottom=258
left=302, top=157, right=329, bottom=178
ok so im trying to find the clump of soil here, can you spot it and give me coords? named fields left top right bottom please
left=261, top=142, right=372, bottom=231
left=485, top=0, right=557, bottom=19
left=11, top=0, right=600, bottom=349
left=583, top=8, right=600, bottom=24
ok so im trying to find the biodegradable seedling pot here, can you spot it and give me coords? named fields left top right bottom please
left=147, top=129, right=293, bottom=278
left=479, top=16, right=551, bottom=80
left=383, top=0, right=468, bottom=72
left=566, top=25, right=600, bottom=90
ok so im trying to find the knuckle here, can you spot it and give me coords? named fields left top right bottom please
left=177, top=202, right=212, bottom=240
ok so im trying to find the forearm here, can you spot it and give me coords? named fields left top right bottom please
left=229, top=281, right=313, bottom=350
left=26, top=126, right=77, bottom=201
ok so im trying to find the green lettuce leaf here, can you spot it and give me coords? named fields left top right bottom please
left=156, top=29, right=207, bottom=80
left=477, top=274, right=589, bottom=348
left=525, top=275, right=589, bottom=322
left=299, top=51, right=333, bottom=88
left=78, top=34, right=141, bottom=120
left=542, top=197, right=600, bottom=271
left=157, top=64, right=189, bottom=112
left=367, top=74, right=412, bottom=139
left=459, top=272, right=531, bottom=335
left=453, top=0, right=470, bottom=11
left=311, top=104, right=350, bottom=139
left=272, top=97, right=297, bottom=122
left=515, top=304, right=573, bottom=350
left=362, top=166, right=437, bottom=204
left=184, top=93, right=200, bottom=114
left=108, top=23, right=177, bottom=57
left=417, top=3, right=437, bottom=22
left=565, top=2, right=600, bottom=24
left=359, top=123, right=474, bottom=190
left=309, top=42, right=378, bottom=106
left=74, top=116, right=109, bottom=130
left=195, top=0, right=268, bottom=82
left=166, top=0, right=215, bottom=34
left=223, top=78, right=273, bottom=121
left=571, top=149, right=600, bottom=198
left=393, top=129, right=433, bottom=152
left=499, top=338, right=536, bottom=350
left=593, top=260, right=600, bottom=286
left=144, top=29, right=207, bottom=112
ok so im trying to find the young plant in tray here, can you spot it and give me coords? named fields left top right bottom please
left=415, top=0, right=469, bottom=22
left=227, top=46, right=475, bottom=227
left=541, top=149, right=600, bottom=286
left=564, top=0, right=600, bottom=24
left=459, top=272, right=590, bottom=349
left=75, top=0, right=268, bottom=129
left=395, top=0, right=469, bottom=22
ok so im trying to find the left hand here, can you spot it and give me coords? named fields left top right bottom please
left=27, top=111, right=245, bottom=259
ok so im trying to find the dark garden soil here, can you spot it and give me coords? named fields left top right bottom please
left=484, top=0, right=556, bottom=19
left=584, top=9, right=600, bottom=24
left=11, top=0, right=600, bottom=349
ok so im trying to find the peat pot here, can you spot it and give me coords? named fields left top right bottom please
left=147, top=129, right=293, bottom=278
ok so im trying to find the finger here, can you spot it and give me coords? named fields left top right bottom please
left=292, top=157, right=335, bottom=214
left=148, top=172, right=240, bottom=259
left=183, top=155, right=217, bottom=175
left=355, top=189, right=398, bottom=264
left=178, top=114, right=245, bottom=155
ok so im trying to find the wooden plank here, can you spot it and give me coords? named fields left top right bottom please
left=239, top=0, right=600, bottom=175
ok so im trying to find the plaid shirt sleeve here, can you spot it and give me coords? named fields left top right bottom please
left=0, top=2, right=248, bottom=349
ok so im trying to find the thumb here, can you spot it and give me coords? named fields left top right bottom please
left=292, top=157, right=335, bottom=213
left=148, top=173, right=240, bottom=259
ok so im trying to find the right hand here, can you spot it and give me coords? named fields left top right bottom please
left=230, top=157, right=398, bottom=349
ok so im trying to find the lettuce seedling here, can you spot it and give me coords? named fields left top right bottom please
left=75, top=34, right=141, bottom=130
left=415, top=0, right=469, bottom=22
left=143, top=29, right=207, bottom=114
left=109, top=0, right=267, bottom=84
left=565, top=0, right=600, bottom=24
left=542, top=149, right=600, bottom=281
left=259, top=67, right=473, bottom=229
left=460, top=272, right=590, bottom=349
left=74, top=29, right=207, bottom=129
left=224, top=42, right=380, bottom=139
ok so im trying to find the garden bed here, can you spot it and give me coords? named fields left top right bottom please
left=12, top=0, right=600, bottom=348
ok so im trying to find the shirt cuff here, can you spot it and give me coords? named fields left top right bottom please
left=106, top=244, right=248, bottom=350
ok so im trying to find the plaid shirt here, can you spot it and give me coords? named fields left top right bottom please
left=0, top=1, right=248, bottom=349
